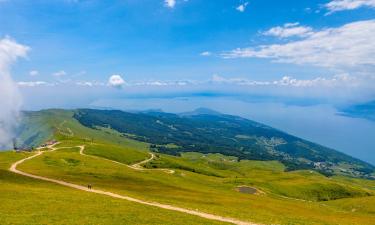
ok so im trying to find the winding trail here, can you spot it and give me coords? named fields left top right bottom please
left=57, top=120, right=74, bottom=137
left=9, top=144, right=260, bottom=225
left=79, top=146, right=175, bottom=174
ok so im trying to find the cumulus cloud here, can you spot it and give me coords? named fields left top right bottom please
left=262, top=22, right=314, bottom=38
left=325, top=0, right=375, bottom=14
left=236, top=2, right=249, bottom=12
left=108, top=74, right=125, bottom=88
left=200, top=51, right=212, bottom=56
left=165, top=0, right=176, bottom=8
left=0, top=37, right=29, bottom=149
left=222, top=19, right=375, bottom=68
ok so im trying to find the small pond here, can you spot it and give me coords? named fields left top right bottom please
left=236, top=186, right=258, bottom=194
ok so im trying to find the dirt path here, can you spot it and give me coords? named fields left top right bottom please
left=129, top=152, right=175, bottom=174
left=10, top=145, right=260, bottom=225
left=57, top=120, right=74, bottom=137
left=130, top=152, right=156, bottom=169
left=79, top=146, right=175, bottom=174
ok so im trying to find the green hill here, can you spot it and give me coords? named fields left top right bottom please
left=2, top=108, right=374, bottom=225
left=72, top=108, right=374, bottom=178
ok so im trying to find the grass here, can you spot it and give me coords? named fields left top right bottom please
left=17, top=144, right=375, bottom=225
left=0, top=151, right=227, bottom=225
left=326, top=196, right=375, bottom=215
left=7, top=109, right=375, bottom=225
left=84, top=143, right=149, bottom=164
left=145, top=152, right=372, bottom=201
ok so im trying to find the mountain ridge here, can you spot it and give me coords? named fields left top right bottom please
left=15, top=108, right=374, bottom=179
left=73, top=108, right=374, bottom=178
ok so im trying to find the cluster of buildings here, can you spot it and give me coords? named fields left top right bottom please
left=39, top=140, right=58, bottom=148
left=313, top=161, right=333, bottom=170
left=13, top=139, right=58, bottom=152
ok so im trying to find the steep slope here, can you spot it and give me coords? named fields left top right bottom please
left=73, top=109, right=374, bottom=178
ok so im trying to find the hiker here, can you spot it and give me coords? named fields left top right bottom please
left=88, top=184, right=92, bottom=190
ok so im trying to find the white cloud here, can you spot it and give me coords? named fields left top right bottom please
left=222, top=19, right=375, bottom=68
left=262, top=22, right=314, bottom=38
left=17, top=81, right=51, bottom=87
left=108, top=74, right=125, bottom=88
left=0, top=37, right=29, bottom=72
left=211, top=74, right=270, bottom=86
left=272, top=74, right=359, bottom=87
left=76, top=81, right=93, bottom=87
left=236, top=2, right=249, bottom=12
left=200, top=51, right=212, bottom=56
left=0, top=37, right=29, bottom=148
left=210, top=73, right=374, bottom=88
left=165, top=0, right=176, bottom=8
left=132, top=80, right=194, bottom=86
left=19, top=74, right=372, bottom=89
left=325, top=0, right=375, bottom=14
left=76, top=81, right=105, bottom=87
left=29, top=70, right=39, bottom=76
left=53, top=70, right=67, bottom=77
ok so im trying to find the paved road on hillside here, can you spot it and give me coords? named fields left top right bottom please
left=9, top=144, right=260, bottom=225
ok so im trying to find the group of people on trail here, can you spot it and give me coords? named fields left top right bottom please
left=87, top=184, right=92, bottom=190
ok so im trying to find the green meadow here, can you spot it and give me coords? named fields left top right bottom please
left=2, top=109, right=375, bottom=225
left=0, top=152, right=226, bottom=225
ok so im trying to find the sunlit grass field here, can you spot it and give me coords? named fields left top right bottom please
left=0, top=152, right=227, bottom=225
left=84, top=143, right=149, bottom=164
left=12, top=142, right=374, bottom=225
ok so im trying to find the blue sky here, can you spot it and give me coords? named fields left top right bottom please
left=1, top=0, right=374, bottom=84
left=1, top=0, right=375, bottom=163
left=1, top=0, right=373, bottom=110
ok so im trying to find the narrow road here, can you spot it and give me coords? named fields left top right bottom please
left=130, top=152, right=156, bottom=169
left=57, top=120, right=74, bottom=137
left=10, top=145, right=260, bottom=225
left=79, top=146, right=175, bottom=174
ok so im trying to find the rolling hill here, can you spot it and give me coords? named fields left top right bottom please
left=1, top=108, right=375, bottom=225
left=72, top=108, right=374, bottom=178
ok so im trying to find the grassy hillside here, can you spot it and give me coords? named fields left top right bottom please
left=84, top=143, right=149, bottom=164
left=73, top=109, right=374, bottom=178
left=14, top=144, right=375, bottom=225
left=144, top=152, right=372, bottom=201
left=0, top=152, right=226, bottom=225
left=5, top=108, right=375, bottom=225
